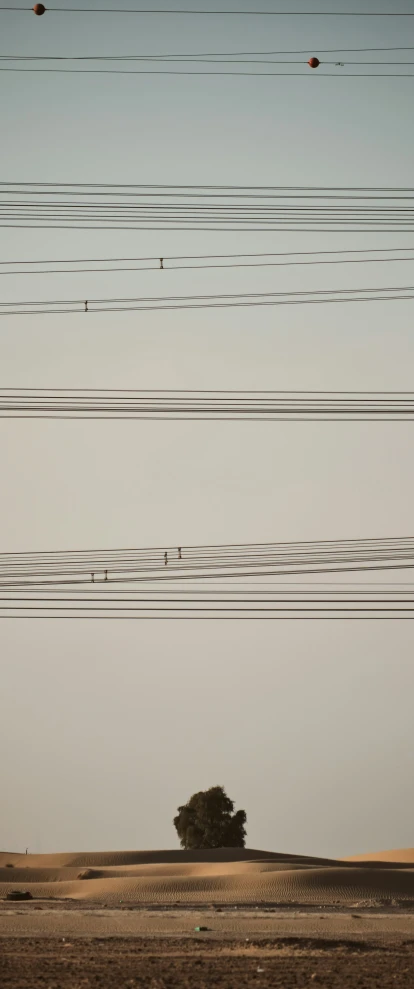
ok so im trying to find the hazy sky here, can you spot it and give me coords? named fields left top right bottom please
left=1, top=0, right=414, bottom=858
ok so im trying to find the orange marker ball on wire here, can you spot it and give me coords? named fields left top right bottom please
left=33, top=4, right=46, bottom=14
left=308, top=57, right=320, bottom=69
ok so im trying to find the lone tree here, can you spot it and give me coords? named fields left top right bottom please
left=173, top=785, right=247, bottom=849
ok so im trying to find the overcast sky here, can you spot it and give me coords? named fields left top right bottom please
left=1, top=0, right=414, bottom=858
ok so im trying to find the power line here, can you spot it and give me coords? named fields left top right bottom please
left=1, top=536, right=412, bottom=570
left=4, top=224, right=414, bottom=233
left=3, top=54, right=414, bottom=66
left=1, top=247, right=413, bottom=264
left=1, top=604, right=413, bottom=613
left=2, top=616, right=413, bottom=620
left=6, top=565, right=414, bottom=588
left=2, top=192, right=414, bottom=231
left=5, top=202, right=414, bottom=208
left=3, top=7, right=414, bottom=16
left=9, top=282, right=414, bottom=303
left=1, top=580, right=412, bottom=592
left=4, top=595, right=414, bottom=602
left=1, top=183, right=413, bottom=192
left=0, top=590, right=413, bottom=618
left=5, top=535, right=405, bottom=558
left=8, top=228, right=407, bottom=234
left=2, top=389, right=414, bottom=421
left=3, top=68, right=414, bottom=77
left=3, top=296, right=414, bottom=314
left=1, top=536, right=414, bottom=590
left=2, top=284, right=414, bottom=316
left=1, top=247, right=414, bottom=276
left=2, top=385, right=414, bottom=396
left=4, top=225, right=414, bottom=233
left=3, top=588, right=413, bottom=596
left=4, top=561, right=414, bottom=586
left=3, top=46, right=414, bottom=59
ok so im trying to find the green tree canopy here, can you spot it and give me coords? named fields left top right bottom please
left=173, top=785, right=247, bottom=849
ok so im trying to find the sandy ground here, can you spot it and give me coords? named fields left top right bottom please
left=1, top=930, right=414, bottom=989
left=345, top=848, right=414, bottom=864
left=1, top=846, right=414, bottom=906
left=1, top=905, right=414, bottom=942
left=2, top=847, right=414, bottom=985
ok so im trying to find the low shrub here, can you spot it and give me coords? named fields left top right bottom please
left=6, top=890, right=33, bottom=901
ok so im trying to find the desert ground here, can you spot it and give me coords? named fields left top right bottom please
left=1, top=846, right=414, bottom=987
left=1, top=845, right=414, bottom=905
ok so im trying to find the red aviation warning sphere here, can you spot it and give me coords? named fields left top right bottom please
left=308, top=57, right=320, bottom=69
left=33, top=4, right=46, bottom=14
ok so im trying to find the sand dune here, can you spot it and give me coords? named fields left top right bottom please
left=0, top=848, right=334, bottom=869
left=345, top=848, right=414, bottom=865
left=1, top=847, right=413, bottom=905
left=0, top=862, right=331, bottom=884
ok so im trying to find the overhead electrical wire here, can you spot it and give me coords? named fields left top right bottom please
left=2, top=389, right=414, bottom=421
left=4, top=203, right=414, bottom=210
left=1, top=535, right=413, bottom=569
left=14, top=202, right=409, bottom=208
left=3, top=45, right=414, bottom=61
left=3, top=68, right=414, bottom=77
left=2, top=187, right=414, bottom=231
left=3, top=223, right=414, bottom=232
left=3, top=6, right=414, bottom=16
left=2, top=283, right=414, bottom=316
left=1, top=537, right=414, bottom=591
left=1, top=247, right=414, bottom=276
left=6, top=592, right=412, bottom=600
left=25, top=613, right=414, bottom=621
left=3, top=61, right=414, bottom=68
left=5, top=567, right=414, bottom=588
left=2, top=182, right=413, bottom=192
left=1, top=68, right=412, bottom=79
left=3, top=583, right=413, bottom=593
left=3, top=605, right=414, bottom=616
left=0, top=19, right=410, bottom=621
left=2, top=48, right=414, bottom=71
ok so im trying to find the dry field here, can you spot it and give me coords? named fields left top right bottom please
left=1, top=847, right=414, bottom=987
left=1, top=933, right=414, bottom=989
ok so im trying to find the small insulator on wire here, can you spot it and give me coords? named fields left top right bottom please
left=33, top=3, right=46, bottom=14
left=104, top=570, right=108, bottom=581
left=164, top=552, right=168, bottom=566
left=84, top=300, right=88, bottom=312
left=160, top=258, right=164, bottom=269
left=178, top=547, right=182, bottom=560
left=308, top=57, right=320, bottom=69
left=91, top=573, right=95, bottom=583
